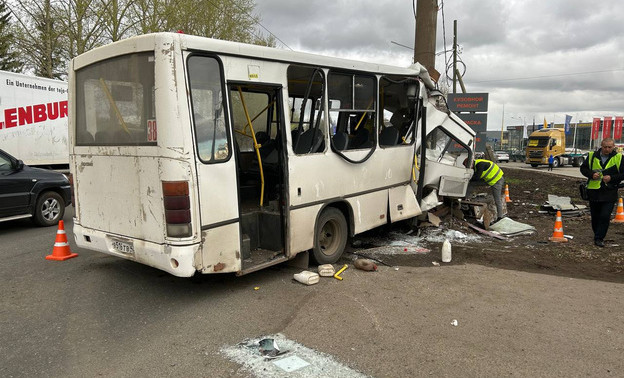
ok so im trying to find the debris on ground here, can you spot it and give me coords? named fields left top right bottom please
left=488, top=217, right=537, bottom=236
left=353, top=258, right=377, bottom=271
left=222, top=334, right=367, bottom=377
left=258, top=338, right=287, bottom=358
left=317, top=264, right=335, bottom=277
left=333, top=264, right=348, bottom=280
left=293, top=271, right=320, bottom=285
left=441, top=239, right=452, bottom=262
left=541, top=194, right=587, bottom=215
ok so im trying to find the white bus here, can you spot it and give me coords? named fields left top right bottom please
left=69, top=33, right=474, bottom=277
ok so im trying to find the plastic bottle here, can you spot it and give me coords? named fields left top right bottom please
left=293, top=270, right=320, bottom=285
left=441, top=239, right=452, bottom=263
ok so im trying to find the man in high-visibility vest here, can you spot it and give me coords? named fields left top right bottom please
left=464, top=158, right=506, bottom=222
left=580, top=137, right=624, bottom=247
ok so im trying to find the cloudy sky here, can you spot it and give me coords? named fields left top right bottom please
left=254, top=0, right=624, bottom=130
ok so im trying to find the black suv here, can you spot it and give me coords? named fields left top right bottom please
left=0, top=149, right=71, bottom=226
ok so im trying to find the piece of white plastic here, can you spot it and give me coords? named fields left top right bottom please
left=441, top=239, right=452, bottom=263
left=293, top=271, right=320, bottom=285
left=317, top=264, right=335, bottom=277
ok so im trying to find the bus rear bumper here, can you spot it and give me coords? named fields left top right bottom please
left=73, top=223, right=199, bottom=277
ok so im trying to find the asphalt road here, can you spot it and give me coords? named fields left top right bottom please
left=1, top=206, right=623, bottom=377
left=500, top=161, right=585, bottom=179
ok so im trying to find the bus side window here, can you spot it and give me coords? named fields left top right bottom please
left=187, top=55, right=229, bottom=163
left=379, top=76, right=417, bottom=146
left=327, top=72, right=376, bottom=151
left=287, top=65, right=326, bottom=155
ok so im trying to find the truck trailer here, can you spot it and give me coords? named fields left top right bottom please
left=0, top=70, right=69, bottom=168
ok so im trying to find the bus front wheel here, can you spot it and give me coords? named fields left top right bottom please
left=313, top=207, right=348, bottom=264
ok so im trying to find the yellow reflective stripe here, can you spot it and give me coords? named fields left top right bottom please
left=476, top=159, right=503, bottom=186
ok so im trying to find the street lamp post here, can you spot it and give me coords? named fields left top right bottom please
left=511, top=115, right=527, bottom=151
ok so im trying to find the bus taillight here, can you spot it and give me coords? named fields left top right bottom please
left=162, top=181, right=192, bottom=237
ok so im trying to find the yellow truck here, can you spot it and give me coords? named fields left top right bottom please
left=525, top=128, right=585, bottom=168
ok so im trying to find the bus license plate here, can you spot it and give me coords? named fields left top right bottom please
left=112, top=240, right=134, bottom=254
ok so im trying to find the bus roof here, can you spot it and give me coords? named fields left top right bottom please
left=72, top=32, right=435, bottom=89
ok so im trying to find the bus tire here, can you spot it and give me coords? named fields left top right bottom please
left=312, top=207, right=348, bottom=264
left=33, top=191, right=65, bottom=227
left=552, top=158, right=560, bottom=168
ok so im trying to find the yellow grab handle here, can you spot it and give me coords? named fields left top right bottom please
left=334, top=264, right=348, bottom=281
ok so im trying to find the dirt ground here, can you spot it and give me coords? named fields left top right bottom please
left=348, top=167, right=624, bottom=284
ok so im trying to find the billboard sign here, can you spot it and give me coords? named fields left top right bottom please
left=447, top=93, right=489, bottom=112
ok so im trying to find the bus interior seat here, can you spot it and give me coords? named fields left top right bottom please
left=379, top=127, right=400, bottom=146
left=293, top=128, right=324, bottom=154
left=348, top=127, right=370, bottom=149
left=255, top=131, right=277, bottom=159
left=332, top=131, right=349, bottom=151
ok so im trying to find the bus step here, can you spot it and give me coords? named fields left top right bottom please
left=238, top=254, right=288, bottom=276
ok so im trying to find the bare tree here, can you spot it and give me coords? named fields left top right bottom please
left=9, top=0, right=275, bottom=77
left=10, top=0, right=64, bottom=78
left=0, top=0, right=22, bottom=71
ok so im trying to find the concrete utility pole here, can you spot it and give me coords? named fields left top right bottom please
left=414, top=0, right=438, bottom=76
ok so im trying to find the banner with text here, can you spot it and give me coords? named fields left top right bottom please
left=447, top=93, right=489, bottom=112
left=457, top=113, right=487, bottom=151
left=603, top=116, right=613, bottom=139
left=614, top=116, right=623, bottom=140
left=591, top=118, right=601, bottom=140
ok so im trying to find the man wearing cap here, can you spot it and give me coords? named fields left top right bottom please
left=580, top=137, right=624, bottom=247
left=464, top=158, right=506, bottom=222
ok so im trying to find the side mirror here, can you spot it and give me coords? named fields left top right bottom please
left=15, top=159, right=24, bottom=171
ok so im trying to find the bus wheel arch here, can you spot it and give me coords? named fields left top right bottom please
left=312, top=204, right=349, bottom=265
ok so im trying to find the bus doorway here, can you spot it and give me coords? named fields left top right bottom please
left=229, top=83, right=288, bottom=274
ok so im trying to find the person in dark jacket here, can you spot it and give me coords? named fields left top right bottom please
left=579, top=138, right=624, bottom=247
left=464, top=158, right=506, bottom=222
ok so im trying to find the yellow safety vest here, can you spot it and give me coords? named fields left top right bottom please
left=475, top=159, right=503, bottom=186
left=587, top=151, right=622, bottom=189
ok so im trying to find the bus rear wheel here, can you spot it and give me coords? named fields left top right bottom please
left=313, top=207, right=347, bottom=264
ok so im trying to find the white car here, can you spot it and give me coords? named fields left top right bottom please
left=494, top=151, right=509, bottom=163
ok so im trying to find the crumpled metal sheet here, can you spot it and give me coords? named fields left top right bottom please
left=488, top=217, right=537, bottom=236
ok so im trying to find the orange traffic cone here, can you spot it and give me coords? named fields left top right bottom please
left=613, top=198, right=624, bottom=223
left=548, top=210, right=568, bottom=243
left=46, top=220, right=78, bottom=261
left=504, top=184, right=512, bottom=203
